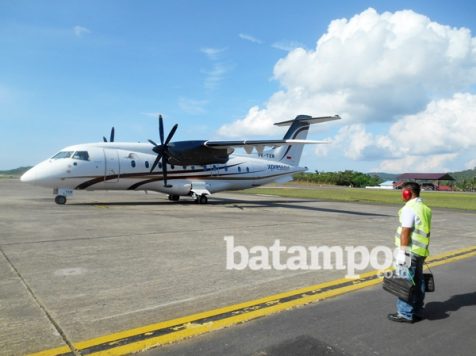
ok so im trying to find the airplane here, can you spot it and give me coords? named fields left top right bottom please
left=20, top=114, right=341, bottom=205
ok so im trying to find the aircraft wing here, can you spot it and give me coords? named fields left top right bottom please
left=204, top=139, right=329, bottom=154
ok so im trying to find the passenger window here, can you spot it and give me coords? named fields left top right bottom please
left=246, top=167, right=250, bottom=173
left=131, top=160, right=136, bottom=168
left=159, top=162, right=162, bottom=169
left=171, top=165, right=175, bottom=169
left=145, top=161, right=149, bottom=169
left=238, top=167, right=242, bottom=173
left=72, top=151, right=89, bottom=161
left=183, top=165, right=187, bottom=170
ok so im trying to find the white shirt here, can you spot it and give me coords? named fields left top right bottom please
left=400, top=198, right=423, bottom=228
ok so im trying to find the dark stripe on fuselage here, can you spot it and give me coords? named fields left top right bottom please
left=279, top=126, right=309, bottom=161
left=74, top=163, right=243, bottom=190
left=75, top=169, right=292, bottom=191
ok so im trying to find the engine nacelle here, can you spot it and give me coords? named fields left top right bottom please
left=167, top=140, right=230, bottom=165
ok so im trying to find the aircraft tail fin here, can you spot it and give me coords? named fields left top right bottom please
left=271, top=115, right=340, bottom=166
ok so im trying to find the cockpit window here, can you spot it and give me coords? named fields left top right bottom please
left=52, top=151, right=73, bottom=159
left=72, top=151, right=90, bottom=161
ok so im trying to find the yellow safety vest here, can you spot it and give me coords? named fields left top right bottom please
left=395, top=199, right=432, bottom=257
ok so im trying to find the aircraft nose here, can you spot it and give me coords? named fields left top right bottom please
left=20, top=168, right=36, bottom=183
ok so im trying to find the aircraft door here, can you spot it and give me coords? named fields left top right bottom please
left=211, top=165, right=220, bottom=176
left=104, top=149, right=120, bottom=182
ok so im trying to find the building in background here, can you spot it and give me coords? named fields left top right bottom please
left=395, top=173, right=455, bottom=191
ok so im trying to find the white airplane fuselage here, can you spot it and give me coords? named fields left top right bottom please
left=21, top=115, right=341, bottom=203
left=21, top=142, right=303, bottom=197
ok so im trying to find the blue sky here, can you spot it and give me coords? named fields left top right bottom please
left=1, top=0, right=476, bottom=172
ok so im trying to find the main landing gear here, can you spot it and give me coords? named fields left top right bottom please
left=196, top=194, right=208, bottom=204
left=169, top=193, right=208, bottom=204
left=191, top=192, right=208, bottom=204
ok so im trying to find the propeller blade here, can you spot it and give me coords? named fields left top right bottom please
left=150, top=153, right=163, bottom=173
left=165, top=124, right=178, bottom=145
left=162, top=155, right=169, bottom=187
left=159, top=115, right=164, bottom=145
left=103, top=136, right=107, bottom=142
left=148, top=139, right=158, bottom=147
left=110, top=127, right=115, bottom=142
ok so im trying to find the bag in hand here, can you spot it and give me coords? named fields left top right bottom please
left=383, top=273, right=415, bottom=302
left=424, top=273, right=435, bottom=292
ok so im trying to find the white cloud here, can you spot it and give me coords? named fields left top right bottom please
left=219, top=8, right=476, bottom=171
left=178, top=97, right=208, bottom=115
left=203, top=63, right=228, bottom=90
left=376, top=154, right=458, bottom=173
left=219, top=105, right=280, bottom=137
left=73, top=25, right=91, bottom=38
left=465, top=159, right=476, bottom=170
left=335, top=93, right=476, bottom=172
left=200, top=48, right=230, bottom=90
left=200, top=47, right=226, bottom=60
left=385, top=93, right=476, bottom=156
left=272, top=40, right=305, bottom=52
left=239, top=33, right=263, bottom=44
left=219, top=8, right=476, bottom=138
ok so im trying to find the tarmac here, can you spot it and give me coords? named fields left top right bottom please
left=154, top=256, right=476, bottom=356
left=0, top=178, right=475, bottom=355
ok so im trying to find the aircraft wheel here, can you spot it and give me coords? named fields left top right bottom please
left=55, top=195, right=67, bottom=205
left=198, top=195, right=208, bottom=204
left=168, top=194, right=180, bottom=201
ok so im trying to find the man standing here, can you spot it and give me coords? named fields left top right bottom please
left=388, top=182, right=432, bottom=323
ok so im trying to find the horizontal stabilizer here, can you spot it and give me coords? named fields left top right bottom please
left=274, top=115, right=341, bottom=127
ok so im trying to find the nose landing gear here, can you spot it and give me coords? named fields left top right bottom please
left=55, top=195, right=67, bottom=205
left=53, top=188, right=73, bottom=205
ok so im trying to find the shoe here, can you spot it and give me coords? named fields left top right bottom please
left=387, top=313, right=414, bottom=323
left=413, top=315, right=423, bottom=322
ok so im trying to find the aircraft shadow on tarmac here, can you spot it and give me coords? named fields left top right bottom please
left=70, top=197, right=391, bottom=217
left=425, top=291, right=476, bottom=320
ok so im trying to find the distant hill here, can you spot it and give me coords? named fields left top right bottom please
left=449, top=168, right=476, bottom=182
left=368, top=172, right=398, bottom=181
left=0, top=166, right=32, bottom=176
left=369, top=169, right=475, bottom=183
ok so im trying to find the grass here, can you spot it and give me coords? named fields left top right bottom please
left=239, top=186, right=476, bottom=211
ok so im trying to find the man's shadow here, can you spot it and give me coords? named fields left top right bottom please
left=425, top=291, right=476, bottom=320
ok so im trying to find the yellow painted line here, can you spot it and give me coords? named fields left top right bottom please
left=76, top=271, right=379, bottom=348
left=28, top=345, right=72, bottom=356
left=29, top=245, right=476, bottom=356
left=426, top=246, right=476, bottom=268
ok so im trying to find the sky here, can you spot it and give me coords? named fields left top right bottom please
left=1, top=0, right=476, bottom=173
